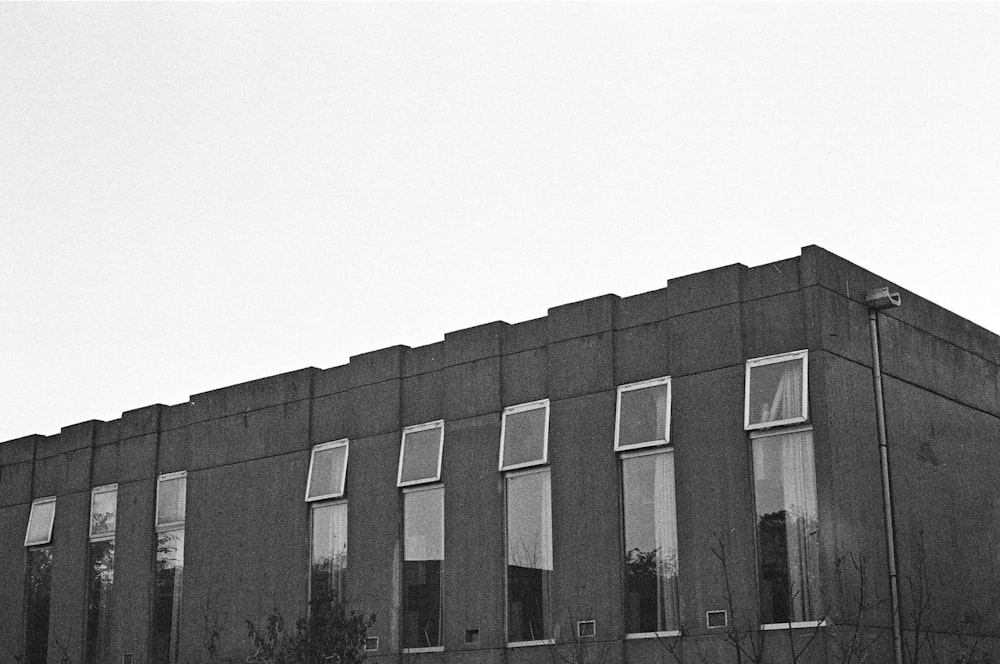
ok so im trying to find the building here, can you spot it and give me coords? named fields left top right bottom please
left=2, top=245, right=999, bottom=664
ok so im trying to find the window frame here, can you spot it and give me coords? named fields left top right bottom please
left=24, top=496, right=57, bottom=547
left=89, top=484, right=118, bottom=542
left=397, top=421, right=445, bottom=488
left=498, top=399, right=550, bottom=472
left=305, top=439, right=350, bottom=502
left=308, top=498, right=349, bottom=606
left=744, top=350, right=809, bottom=431
left=614, top=376, right=672, bottom=451
left=749, top=424, right=821, bottom=627
left=155, top=471, right=187, bottom=531
left=618, top=447, right=682, bottom=637
left=401, top=482, right=445, bottom=653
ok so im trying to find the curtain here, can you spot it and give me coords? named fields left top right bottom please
left=778, top=430, right=819, bottom=620
left=766, top=362, right=803, bottom=423
left=653, top=452, right=680, bottom=630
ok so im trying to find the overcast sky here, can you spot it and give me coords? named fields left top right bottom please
left=2, top=2, right=998, bottom=443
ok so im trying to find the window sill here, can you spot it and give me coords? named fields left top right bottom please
left=760, top=620, right=827, bottom=631
left=507, top=639, right=555, bottom=648
left=402, top=646, right=444, bottom=654
left=624, top=631, right=682, bottom=640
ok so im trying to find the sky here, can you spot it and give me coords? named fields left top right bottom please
left=2, top=2, right=999, bottom=443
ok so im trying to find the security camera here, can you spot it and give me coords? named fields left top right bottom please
left=866, top=287, right=901, bottom=310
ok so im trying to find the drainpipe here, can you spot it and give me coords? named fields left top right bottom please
left=865, top=287, right=903, bottom=664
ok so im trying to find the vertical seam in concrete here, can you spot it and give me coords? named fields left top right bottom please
left=147, top=406, right=163, bottom=664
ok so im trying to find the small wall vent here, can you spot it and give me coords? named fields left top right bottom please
left=364, top=636, right=380, bottom=652
left=707, top=610, right=727, bottom=628
left=465, top=629, right=480, bottom=644
left=577, top=620, right=597, bottom=638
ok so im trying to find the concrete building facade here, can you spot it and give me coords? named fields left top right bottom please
left=3, top=245, right=1000, bottom=664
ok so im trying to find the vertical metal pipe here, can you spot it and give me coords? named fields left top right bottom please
left=868, top=308, right=904, bottom=664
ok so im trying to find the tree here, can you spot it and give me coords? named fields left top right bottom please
left=245, top=601, right=375, bottom=664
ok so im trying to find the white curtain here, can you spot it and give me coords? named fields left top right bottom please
left=653, top=452, right=680, bottom=630
left=778, top=430, right=819, bottom=620
left=766, top=363, right=803, bottom=423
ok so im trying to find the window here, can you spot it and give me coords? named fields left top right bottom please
left=24, top=547, right=52, bottom=664
left=621, top=450, right=680, bottom=634
left=403, top=485, right=444, bottom=650
left=745, top=350, right=808, bottom=430
left=306, top=440, right=349, bottom=501
left=499, top=400, right=549, bottom=471
left=752, top=428, right=820, bottom=624
left=505, top=467, right=553, bottom=643
left=615, top=377, right=671, bottom=451
left=310, top=502, right=347, bottom=605
left=25, top=497, right=56, bottom=547
left=398, top=422, right=444, bottom=487
left=87, top=485, right=117, bottom=664
left=152, top=473, right=186, bottom=664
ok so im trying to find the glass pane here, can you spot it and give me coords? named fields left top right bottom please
left=25, top=548, right=52, bottom=664
left=26, top=500, right=55, bottom=546
left=403, top=488, right=443, bottom=648
left=506, top=470, right=552, bottom=642
left=152, top=530, right=184, bottom=664
left=308, top=445, right=347, bottom=499
left=400, top=427, right=442, bottom=484
left=86, top=540, right=115, bottom=664
left=311, top=503, right=348, bottom=606
left=622, top=453, right=679, bottom=633
left=91, top=489, right=117, bottom=538
left=502, top=407, right=547, bottom=468
left=157, top=477, right=186, bottom=526
left=748, top=358, right=804, bottom=426
left=619, top=383, right=670, bottom=447
left=753, top=430, right=820, bottom=623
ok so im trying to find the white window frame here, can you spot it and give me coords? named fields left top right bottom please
left=614, top=376, right=672, bottom=451
left=155, top=471, right=187, bottom=531
left=744, top=350, right=809, bottom=431
left=305, top=439, right=349, bottom=502
left=499, top=399, right=550, bottom=472
left=24, top=496, right=57, bottom=547
left=89, top=484, right=118, bottom=542
left=397, top=421, right=445, bottom=487
left=308, top=498, right=349, bottom=605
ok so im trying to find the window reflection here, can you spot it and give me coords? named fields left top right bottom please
left=505, top=469, right=552, bottom=642
left=25, top=548, right=52, bottom=664
left=403, top=487, right=443, bottom=648
left=152, top=530, right=184, bottom=664
left=622, top=452, right=679, bottom=633
left=752, top=430, right=820, bottom=623
left=86, top=540, right=115, bottom=664
left=311, top=502, right=347, bottom=606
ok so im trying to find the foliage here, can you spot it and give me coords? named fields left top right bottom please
left=245, top=601, right=375, bottom=664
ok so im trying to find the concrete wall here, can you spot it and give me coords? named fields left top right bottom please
left=2, top=246, right=999, bottom=664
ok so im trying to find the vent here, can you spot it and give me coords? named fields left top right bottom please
left=364, top=636, right=380, bottom=652
left=465, top=629, right=480, bottom=645
left=577, top=620, right=597, bottom=638
left=707, top=610, right=727, bottom=628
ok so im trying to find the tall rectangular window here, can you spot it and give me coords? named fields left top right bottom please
left=24, top=497, right=56, bottom=664
left=25, top=547, right=53, bottom=664
left=307, top=440, right=350, bottom=607
left=310, top=502, right=347, bottom=605
left=752, top=429, right=820, bottom=624
left=402, top=486, right=444, bottom=650
left=153, top=472, right=186, bottom=664
left=746, top=350, right=819, bottom=625
left=505, top=468, right=553, bottom=643
left=621, top=451, right=679, bottom=634
left=87, top=485, right=117, bottom=664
